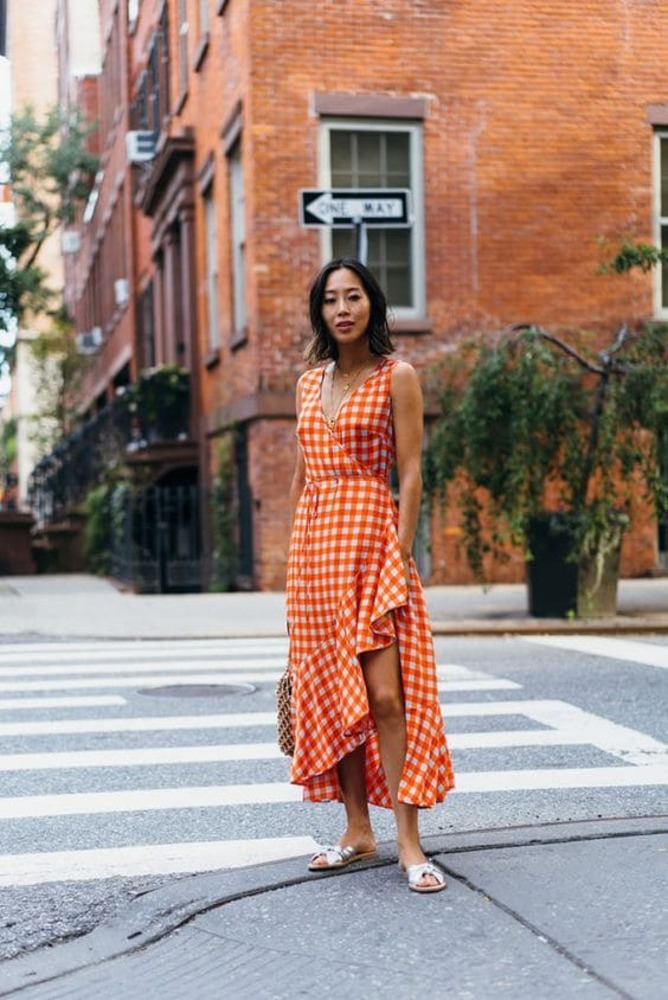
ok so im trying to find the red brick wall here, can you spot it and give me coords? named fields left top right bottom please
left=428, top=484, right=659, bottom=586
left=246, top=418, right=299, bottom=589
left=249, top=0, right=666, bottom=339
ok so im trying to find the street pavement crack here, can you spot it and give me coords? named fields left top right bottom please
left=439, top=864, right=639, bottom=1000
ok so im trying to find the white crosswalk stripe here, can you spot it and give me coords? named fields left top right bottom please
left=0, top=696, right=126, bottom=711
left=522, top=635, right=668, bottom=670
left=0, top=672, right=291, bottom=691
left=0, top=712, right=278, bottom=737
left=0, top=639, right=288, bottom=660
left=0, top=635, right=664, bottom=887
left=0, top=839, right=321, bottom=888
left=0, top=659, right=287, bottom=677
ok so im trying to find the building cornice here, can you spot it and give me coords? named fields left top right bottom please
left=140, top=131, right=196, bottom=217
left=207, top=391, right=295, bottom=434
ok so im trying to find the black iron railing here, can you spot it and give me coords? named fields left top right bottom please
left=29, top=368, right=190, bottom=528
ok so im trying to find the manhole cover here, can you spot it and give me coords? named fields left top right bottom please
left=138, top=683, right=256, bottom=698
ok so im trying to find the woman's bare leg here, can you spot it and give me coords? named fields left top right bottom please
left=362, top=643, right=440, bottom=887
left=309, top=744, right=376, bottom=867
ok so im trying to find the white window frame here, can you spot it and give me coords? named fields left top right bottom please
left=203, top=185, right=220, bottom=350
left=199, top=0, right=209, bottom=34
left=318, top=118, right=425, bottom=321
left=178, top=0, right=188, bottom=93
left=229, top=140, right=247, bottom=338
left=652, top=130, right=668, bottom=319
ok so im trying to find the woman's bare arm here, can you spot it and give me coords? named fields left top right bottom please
left=391, top=361, right=424, bottom=570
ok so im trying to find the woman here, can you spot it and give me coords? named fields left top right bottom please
left=286, top=258, right=455, bottom=893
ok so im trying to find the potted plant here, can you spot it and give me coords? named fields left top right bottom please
left=135, top=365, right=190, bottom=443
left=424, top=322, right=668, bottom=617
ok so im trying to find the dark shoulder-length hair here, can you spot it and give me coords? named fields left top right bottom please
left=305, top=258, right=395, bottom=364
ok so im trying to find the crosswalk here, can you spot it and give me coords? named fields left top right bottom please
left=0, top=635, right=666, bottom=888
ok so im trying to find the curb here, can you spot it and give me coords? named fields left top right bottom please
left=429, top=616, right=668, bottom=636
left=2, top=815, right=666, bottom=997
left=2, top=617, right=668, bottom=642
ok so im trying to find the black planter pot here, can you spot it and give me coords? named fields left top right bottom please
left=526, top=515, right=578, bottom=617
left=526, top=513, right=622, bottom=618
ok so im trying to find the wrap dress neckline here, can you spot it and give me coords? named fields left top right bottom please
left=319, top=357, right=389, bottom=429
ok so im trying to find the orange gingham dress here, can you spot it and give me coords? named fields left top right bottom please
left=286, top=356, right=455, bottom=808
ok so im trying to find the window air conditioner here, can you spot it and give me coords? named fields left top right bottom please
left=125, top=130, right=156, bottom=164
left=62, top=230, right=81, bottom=254
left=114, top=279, right=129, bottom=306
left=75, top=328, right=103, bottom=355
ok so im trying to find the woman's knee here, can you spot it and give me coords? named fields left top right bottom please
left=367, top=684, right=404, bottom=722
left=362, top=644, right=404, bottom=722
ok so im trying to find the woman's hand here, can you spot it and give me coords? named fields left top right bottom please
left=401, top=551, right=412, bottom=588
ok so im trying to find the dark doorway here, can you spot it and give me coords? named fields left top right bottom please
left=110, top=471, right=202, bottom=592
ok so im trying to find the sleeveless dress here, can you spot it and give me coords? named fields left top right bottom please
left=286, top=357, right=455, bottom=808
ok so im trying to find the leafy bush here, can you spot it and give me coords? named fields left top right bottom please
left=425, top=323, right=668, bottom=580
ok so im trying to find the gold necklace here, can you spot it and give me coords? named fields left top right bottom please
left=334, top=359, right=369, bottom=391
left=326, top=359, right=373, bottom=427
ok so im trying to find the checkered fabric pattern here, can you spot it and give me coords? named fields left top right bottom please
left=286, top=358, right=455, bottom=808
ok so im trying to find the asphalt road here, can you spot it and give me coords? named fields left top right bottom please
left=0, top=633, right=666, bottom=963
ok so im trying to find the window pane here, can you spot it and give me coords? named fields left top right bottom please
left=332, top=229, right=356, bottom=258
left=385, top=229, right=411, bottom=263
left=205, top=194, right=219, bottom=349
left=385, top=265, right=411, bottom=307
left=662, top=224, right=668, bottom=308
left=662, top=140, right=668, bottom=217
left=386, top=133, right=410, bottom=184
left=331, top=131, right=353, bottom=186
left=367, top=231, right=412, bottom=308
left=229, top=143, right=246, bottom=335
left=178, top=0, right=188, bottom=91
left=356, top=133, right=382, bottom=184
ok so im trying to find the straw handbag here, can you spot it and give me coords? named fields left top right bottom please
left=276, top=667, right=294, bottom=756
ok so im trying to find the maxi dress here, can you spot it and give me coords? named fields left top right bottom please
left=286, top=357, right=455, bottom=809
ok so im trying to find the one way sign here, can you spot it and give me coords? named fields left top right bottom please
left=300, top=188, right=412, bottom=228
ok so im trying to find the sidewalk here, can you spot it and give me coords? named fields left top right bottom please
left=2, top=817, right=666, bottom=999
left=1, top=573, right=668, bottom=639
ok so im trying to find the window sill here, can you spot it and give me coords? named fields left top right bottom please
left=231, top=328, right=248, bottom=351
left=391, top=318, right=432, bottom=335
left=204, top=347, right=221, bottom=370
left=175, top=88, right=188, bottom=116
left=193, top=34, right=210, bottom=72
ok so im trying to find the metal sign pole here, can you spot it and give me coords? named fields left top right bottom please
left=354, top=218, right=368, bottom=264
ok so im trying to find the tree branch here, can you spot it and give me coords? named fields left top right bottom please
left=508, top=323, right=606, bottom=375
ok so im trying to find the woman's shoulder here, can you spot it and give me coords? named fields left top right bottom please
left=387, top=359, right=423, bottom=409
left=387, top=358, right=419, bottom=383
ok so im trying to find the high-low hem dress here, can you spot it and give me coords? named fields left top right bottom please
left=286, top=357, right=455, bottom=809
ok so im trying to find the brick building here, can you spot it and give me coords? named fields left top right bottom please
left=34, top=0, right=668, bottom=589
